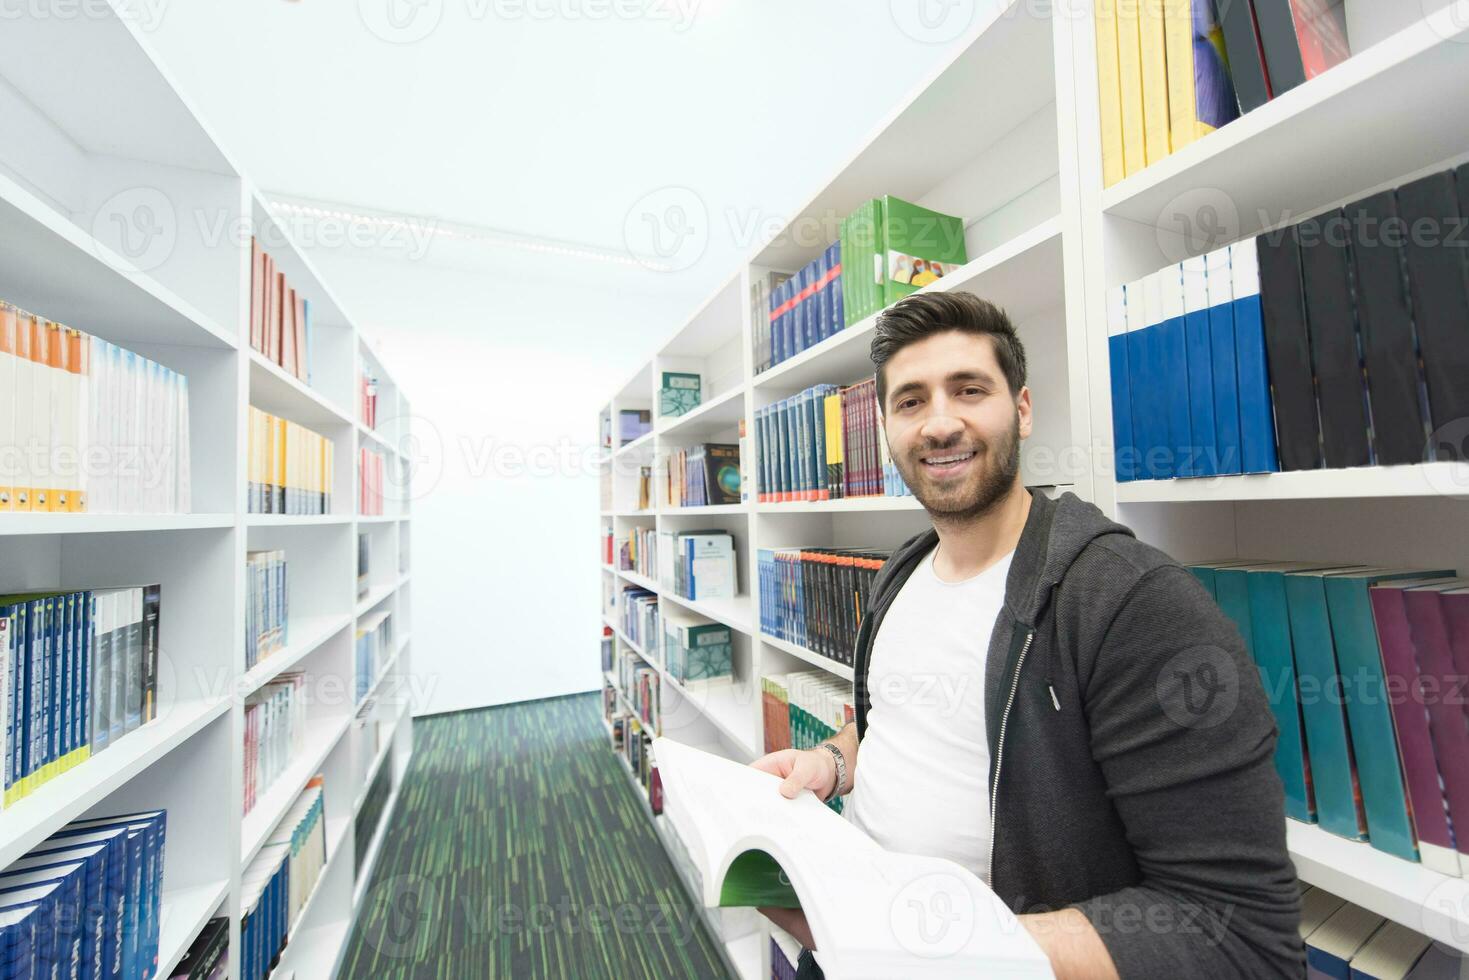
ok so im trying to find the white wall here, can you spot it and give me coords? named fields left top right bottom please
left=306, top=246, right=694, bottom=714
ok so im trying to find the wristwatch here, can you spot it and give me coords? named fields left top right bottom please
left=817, top=742, right=847, bottom=803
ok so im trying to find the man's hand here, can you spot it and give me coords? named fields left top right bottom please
left=750, top=748, right=837, bottom=800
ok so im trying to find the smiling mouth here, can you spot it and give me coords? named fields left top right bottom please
left=919, top=450, right=977, bottom=475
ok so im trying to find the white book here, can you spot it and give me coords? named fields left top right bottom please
left=74, top=332, right=89, bottom=512
left=30, top=322, right=52, bottom=511
left=11, top=313, right=35, bottom=511
left=652, top=737, right=1054, bottom=979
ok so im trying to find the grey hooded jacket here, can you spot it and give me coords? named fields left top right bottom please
left=851, top=489, right=1304, bottom=978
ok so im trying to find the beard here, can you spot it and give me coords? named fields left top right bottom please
left=893, top=411, right=1022, bottom=526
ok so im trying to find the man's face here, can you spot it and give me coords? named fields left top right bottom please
left=881, top=330, right=1031, bottom=521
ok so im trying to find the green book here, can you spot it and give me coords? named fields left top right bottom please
left=879, top=195, right=968, bottom=307
left=659, top=371, right=702, bottom=418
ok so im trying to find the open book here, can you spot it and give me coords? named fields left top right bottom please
left=652, top=737, right=1055, bottom=979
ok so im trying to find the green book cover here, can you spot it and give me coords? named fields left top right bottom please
left=659, top=372, right=702, bottom=418
left=879, top=196, right=968, bottom=306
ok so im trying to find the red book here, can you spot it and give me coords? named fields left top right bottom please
left=1402, top=581, right=1469, bottom=869
left=250, top=239, right=265, bottom=352
left=273, top=272, right=287, bottom=367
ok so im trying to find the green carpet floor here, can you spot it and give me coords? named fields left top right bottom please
left=338, top=692, right=735, bottom=979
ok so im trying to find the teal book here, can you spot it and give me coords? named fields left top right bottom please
left=1323, top=567, right=1455, bottom=862
left=1235, top=561, right=1351, bottom=823
left=1211, top=565, right=1257, bottom=656
left=1285, top=566, right=1374, bottom=839
left=659, top=372, right=702, bottom=418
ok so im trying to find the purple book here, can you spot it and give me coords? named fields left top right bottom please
left=1405, top=580, right=1469, bottom=872
left=1371, top=580, right=1458, bottom=874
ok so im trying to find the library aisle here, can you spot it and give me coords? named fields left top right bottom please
left=7, top=0, right=1469, bottom=978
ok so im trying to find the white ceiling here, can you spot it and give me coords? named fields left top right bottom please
left=141, top=0, right=977, bottom=311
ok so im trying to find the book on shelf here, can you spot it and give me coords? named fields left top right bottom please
left=619, top=409, right=652, bottom=447
left=1, top=585, right=161, bottom=810
left=243, top=673, right=308, bottom=816
left=620, top=586, right=659, bottom=652
left=247, top=407, right=334, bottom=515
left=651, top=738, right=1052, bottom=978
left=169, top=916, right=228, bottom=980
left=355, top=610, right=393, bottom=704
left=665, top=531, right=736, bottom=602
left=751, top=270, right=793, bottom=375
left=249, top=238, right=315, bottom=384
left=1, top=303, right=193, bottom=515
left=246, top=550, right=289, bottom=671
left=761, top=242, right=848, bottom=373
left=758, top=549, right=888, bottom=666
left=360, top=371, right=379, bottom=430
left=659, top=371, right=702, bottom=418
left=660, top=607, right=732, bottom=685
left=1192, top=562, right=1469, bottom=874
left=617, top=525, right=657, bottom=579
left=241, top=776, right=327, bottom=980
left=1094, top=0, right=1347, bottom=182
left=358, top=531, right=371, bottom=599
left=360, top=447, right=385, bottom=516
left=665, top=443, right=741, bottom=508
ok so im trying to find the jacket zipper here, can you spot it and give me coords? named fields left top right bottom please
left=986, top=627, right=1034, bottom=888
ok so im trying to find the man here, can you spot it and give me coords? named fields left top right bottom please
left=752, top=291, right=1302, bottom=978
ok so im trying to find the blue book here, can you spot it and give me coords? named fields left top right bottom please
left=1182, top=257, right=1218, bottom=477
left=11, top=843, right=111, bottom=980
left=1156, top=265, right=1194, bottom=477
left=1285, top=569, right=1371, bottom=839
left=1124, top=282, right=1163, bottom=480
left=59, top=810, right=165, bottom=979
left=59, top=593, right=74, bottom=770
left=2, top=602, right=21, bottom=803
left=1, top=878, right=83, bottom=980
left=0, top=862, right=90, bottom=979
left=812, top=252, right=830, bottom=345
left=0, top=905, right=41, bottom=980
left=1106, top=286, right=1136, bottom=482
left=826, top=242, right=844, bottom=338
left=38, top=827, right=129, bottom=980
left=791, top=268, right=809, bottom=357
left=1229, top=240, right=1280, bottom=474
left=1205, top=247, right=1244, bottom=475
left=770, top=280, right=788, bottom=367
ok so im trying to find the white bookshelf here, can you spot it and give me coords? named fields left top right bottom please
left=0, top=7, right=417, bottom=979
left=598, top=0, right=1469, bottom=964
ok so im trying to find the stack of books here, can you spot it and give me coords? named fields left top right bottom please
left=247, top=409, right=334, bottom=515
left=360, top=448, right=384, bottom=516
left=1093, top=0, right=1351, bottom=186
left=0, top=809, right=166, bottom=980
left=245, top=550, right=289, bottom=670
left=665, top=443, right=741, bottom=507
left=1, top=302, right=192, bottom=514
left=760, top=670, right=853, bottom=812
left=241, top=777, right=327, bottom=980
left=757, top=243, right=844, bottom=373
left=839, top=196, right=968, bottom=325
left=656, top=530, right=736, bottom=602
left=756, top=380, right=912, bottom=502
left=758, top=548, right=888, bottom=665
left=243, top=673, right=307, bottom=815
left=355, top=611, right=393, bottom=705
left=2, top=586, right=162, bottom=810
left=1299, top=885, right=1467, bottom=978
left=249, top=239, right=313, bottom=382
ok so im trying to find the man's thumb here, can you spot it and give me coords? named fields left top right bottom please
left=778, top=769, right=806, bottom=799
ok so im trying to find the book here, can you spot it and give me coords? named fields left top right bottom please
left=1107, top=286, right=1137, bottom=483
left=1115, top=0, right=1148, bottom=176
left=1300, top=886, right=1347, bottom=940
left=651, top=737, right=1053, bottom=977
left=1257, top=226, right=1322, bottom=471
left=661, top=608, right=732, bottom=684
left=1095, top=0, right=1126, bottom=186
left=759, top=549, right=888, bottom=665
left=1324, top=568, right=1455, bottom=861
left=1227, top=240, right=1279, bottom=473
left=248, top=239, right=312, bottom=382
left=1138, top=0, right=1172, bottom=167
left=1182, top=255, right=1217, bottom=475
left=242, top=780, right=326, bottom=980
left=1306, top=902, right=1384, bottom=978
left=1162, top=0, right=1240, bottom=154
left=355, top=610, right=393, bottom=705
left=1127, top=276, right=1167, bottom=479
left=243, top=673, right=308, bottom=815
left=1348, top=920, right=1432, bottom=980
left=1368, top=578, right=1461, bottom=876
left=1155, top=264, right=1193, bottom=477
left=1254, top=0, right=1351, bottom=96
left=1298, top=210, right=1371, bottom=468
left=247, top=408, right=334, bottom=516
left=1346, top=190, right=1427, bottom=465
left=1398, top=170, right=1469, bottom=438
left=660, top=371, right=702, bottom=418
left=879, top=196, right=968, bottom=307
left=170, top=916, right=228, bottom=979
left=1216, top=0, right=1273, bottom=111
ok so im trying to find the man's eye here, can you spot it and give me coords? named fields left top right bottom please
left=898, top=399, right=919, bottom=411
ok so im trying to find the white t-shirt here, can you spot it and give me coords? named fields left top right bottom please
left=844, top=544, right=1012, bottom=881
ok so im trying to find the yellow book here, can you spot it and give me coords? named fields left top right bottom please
left=1163, top=0, right=1199, bottom=153
left=1138, top=0, right=1172, bottom=167
left=1115, top=0, right=1148, bottom=177
left=1095, top=0, right=1126, bottom=187
left=823, top=392, right=844, bottom=500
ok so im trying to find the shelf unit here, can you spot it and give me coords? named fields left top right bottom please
left=0, top=8, right=417, bottom=979
left=598, top=0, right=1469, bottom=967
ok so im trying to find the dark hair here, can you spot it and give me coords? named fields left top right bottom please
left=870, top=290, right=1027, bottom=410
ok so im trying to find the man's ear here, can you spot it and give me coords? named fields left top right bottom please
left=1016, top=385, right=1033, bottom=440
